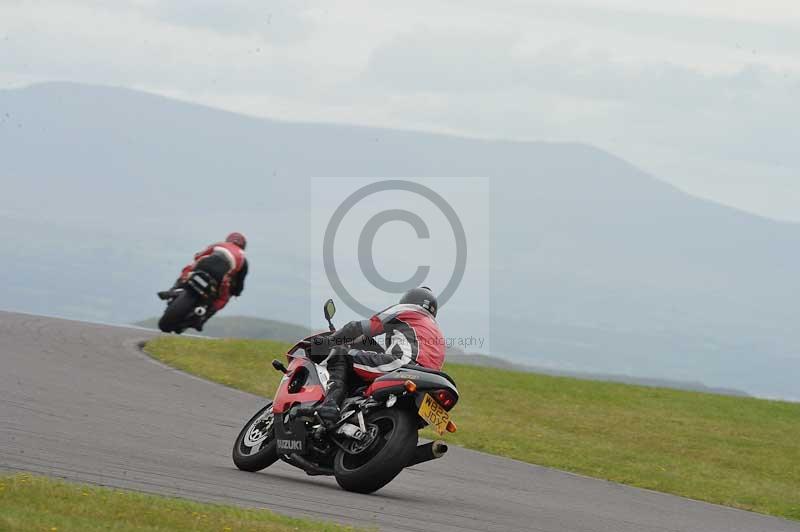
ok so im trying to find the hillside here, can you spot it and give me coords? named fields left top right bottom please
left=135, top=316, right=311, bottom=343
left=143, top=336, right=800, bottom=521
left=446, top=353, right=749, bottom=397
left=2, top=82, right=800, bottom=398
left=136, top=315, right=749, bottom=396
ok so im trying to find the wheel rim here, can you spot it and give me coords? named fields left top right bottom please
left=240, top=406, right=274, bottom=456
left=340, top=415, right=397, bottom=470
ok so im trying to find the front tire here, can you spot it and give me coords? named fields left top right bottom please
left=333, top=408, right=418, bottom=493
left=158, top=291, right=197, bottom=333
left=232, top=403, right=279, bottom=472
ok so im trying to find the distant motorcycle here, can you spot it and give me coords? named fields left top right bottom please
left=157, top=271, right=218, bottom=334
left=232, top=299, right=460, bottom=493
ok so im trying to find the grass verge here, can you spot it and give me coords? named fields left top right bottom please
left=144, top=336, right=800, bottom=521
left=0, top=473, right=368, bottom=532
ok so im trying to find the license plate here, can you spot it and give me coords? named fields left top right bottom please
left=418, top=393, right=451, bottom=435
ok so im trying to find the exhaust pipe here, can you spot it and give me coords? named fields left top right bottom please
left=283, top=453, right=334, bottom=476
left=408, top=440, right=448, bottom=467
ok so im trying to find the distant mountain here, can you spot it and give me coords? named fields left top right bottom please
left=135, top=316, right=311, bottom=343
left=2, top=82, right=799, bottom=399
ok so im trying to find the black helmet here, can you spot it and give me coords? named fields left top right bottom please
left=399, top=286, right=438, bottom=317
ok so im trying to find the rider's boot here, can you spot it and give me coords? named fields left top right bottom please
left=316, top=348, right=349, bottom=426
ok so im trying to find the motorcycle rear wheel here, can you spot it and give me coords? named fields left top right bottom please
left=333, top=408, right=417, bottom=493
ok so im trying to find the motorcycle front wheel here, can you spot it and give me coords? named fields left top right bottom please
left=158, top=291, right=197, bottom=333
left=232, top=403, right=279, bottom=472
left=333, top=408, right=418, bottom=493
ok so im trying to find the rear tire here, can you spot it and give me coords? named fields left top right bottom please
left=233, top=403, right=279, bottom=472
left=158, top=291, right=197, bottom=333
left=333, top=408, right=417, bottom=493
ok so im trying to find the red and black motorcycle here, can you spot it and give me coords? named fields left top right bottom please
left=157, top=270, right=218, bottom=334
left=232, top=299, right=459, bottom=493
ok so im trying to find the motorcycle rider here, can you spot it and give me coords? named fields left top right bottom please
left=316, top=286, right=444, bottom=425
left=158, top=232, right=249, bottom=330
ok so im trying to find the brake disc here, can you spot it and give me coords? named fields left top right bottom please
left=346, top=424, right=379, bottom=454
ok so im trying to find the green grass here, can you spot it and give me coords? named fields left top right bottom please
left=0, top=473, right=368, bottom=532
left=144, top=336, right=800, bottom=521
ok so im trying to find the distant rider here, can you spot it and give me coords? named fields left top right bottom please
left=316, top=286, right=445, bottom=425
left=158, top=232, right=249, bottom=330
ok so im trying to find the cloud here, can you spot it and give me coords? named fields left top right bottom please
left=363, top=29, right=518, bottom=92
left=0, top=0, right=798, bottom=220
left=361, top=28, right=800, bottom=167
left=154, top=0, right=316, bottom=44
left=0, top=1, right=330, bottom=96
left=531, top=2, right=800, bottom=57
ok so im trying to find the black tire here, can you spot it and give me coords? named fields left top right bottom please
left=232, top=403, right=279, bottom=472
left=158, top=291, right=197, bottom=333
left=333, top=408, right=418, bottom=493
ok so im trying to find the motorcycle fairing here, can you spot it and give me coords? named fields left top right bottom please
left=274, top=416, right=308, bottom=455
left=272, top=356, right=326, bottom=414
left=365, top=366, right=459, bottom=405
left=363, top=379, right=407, bottom=400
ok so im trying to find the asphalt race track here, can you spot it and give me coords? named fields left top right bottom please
left=1, top=311, right=798, bottom=532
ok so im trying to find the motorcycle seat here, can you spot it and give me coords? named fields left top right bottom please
left=401, top=364, right=456, bottom=387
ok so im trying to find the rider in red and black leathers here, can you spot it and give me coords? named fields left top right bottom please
left=316, top=286, right=444, bottom=425
left=159, top=232, right=248, bottom=328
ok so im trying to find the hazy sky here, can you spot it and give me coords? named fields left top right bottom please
left=2, top=1, right=798, bottom=220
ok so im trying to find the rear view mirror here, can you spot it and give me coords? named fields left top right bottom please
left=324, top=299, right=336, bottom=321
